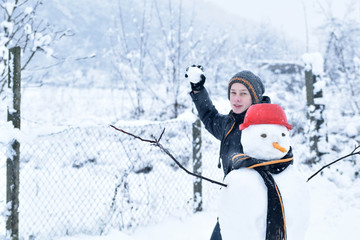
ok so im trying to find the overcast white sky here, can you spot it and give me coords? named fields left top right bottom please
left=205, top=0, right=359, bottom=52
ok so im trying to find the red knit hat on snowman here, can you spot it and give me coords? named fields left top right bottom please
left=240, top=103, right=292, bottom=131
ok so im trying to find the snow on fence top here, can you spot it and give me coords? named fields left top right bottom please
left=302, top=52, right=324, bottom=75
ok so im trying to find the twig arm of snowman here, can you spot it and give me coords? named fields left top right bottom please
left=110, top=125, right=227, bottom=187
left=307, top=145, right=360, bottom=182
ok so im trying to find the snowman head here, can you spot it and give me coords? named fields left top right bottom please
left=240, top=104, right=292, bottom=160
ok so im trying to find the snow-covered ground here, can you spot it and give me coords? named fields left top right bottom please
left=55, top=170, right=360, bottom=240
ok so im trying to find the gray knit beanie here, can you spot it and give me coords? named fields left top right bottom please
left=227, top=70, right=265, bottom=103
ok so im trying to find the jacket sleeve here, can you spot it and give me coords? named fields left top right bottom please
left=190, top=88, right=227, bottom=140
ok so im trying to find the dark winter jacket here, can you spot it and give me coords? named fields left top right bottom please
left=190, top=88, right=271, bottom=177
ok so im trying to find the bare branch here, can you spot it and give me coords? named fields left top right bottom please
left=110, top=125, right=227, bottom=187
left=110, top=125, right=158, bottom=144
left=307, top=145, right=360, bottom=182
left=21, top=50, right=36, bottom=70
left=0, top=76, right=7, bottom=95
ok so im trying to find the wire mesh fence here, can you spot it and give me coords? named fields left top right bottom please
left=1, top=119, right=224, bottom=239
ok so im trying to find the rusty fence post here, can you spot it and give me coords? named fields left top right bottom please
left=6, top=46, right=21, bottom=240
left=192, top=114, right=202, bottom=212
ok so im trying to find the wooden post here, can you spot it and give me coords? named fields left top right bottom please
left=305, top=68, right=327, bottom=164
left=6, top=46, right=21, bottom=240
left=192, top=115, right=202, bottom=212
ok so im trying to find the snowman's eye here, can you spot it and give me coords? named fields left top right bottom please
left=282, top=133, right=286, bottom=137
left=261, top=133, right=267, bottom=138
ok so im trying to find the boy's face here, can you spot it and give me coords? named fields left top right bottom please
left=229, top=83, right=252, bottom=114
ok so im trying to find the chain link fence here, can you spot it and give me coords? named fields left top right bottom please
left=1, top=119, right=223, bottom=239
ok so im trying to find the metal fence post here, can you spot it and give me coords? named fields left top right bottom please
left=192, top=115, right=202, bottom=212
left=6, top=46, right=21, bottom=240
left=305, top=68, right=327, bottom=164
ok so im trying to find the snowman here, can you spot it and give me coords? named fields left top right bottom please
left=218, top=103, right=310, bottom=240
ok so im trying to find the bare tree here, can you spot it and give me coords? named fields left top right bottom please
left=153, top=0, right=183, bottom=118
left=318, top=1, right=360, bottom=115
left=110, top=0, right=154, bottom=118
left=0, top=0, right=66, bottom=96
left=323, top=29, right=360, bottom=115
left=142, top=0, right=229, bottom=118
left=301, top=0, right=310, bottom=52
left=111, top=0, right=204, bottom=119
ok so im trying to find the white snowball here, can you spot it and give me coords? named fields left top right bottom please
left=186, top=66, right=203, bottom=83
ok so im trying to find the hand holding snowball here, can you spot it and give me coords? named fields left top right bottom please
left=185, top=65, right=206, bottom=92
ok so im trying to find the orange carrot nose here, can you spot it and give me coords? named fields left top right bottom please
left=273, top=142, right=287, bottom=153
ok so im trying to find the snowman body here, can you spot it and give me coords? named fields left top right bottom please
left=272, top=164, right=310, bottom=240
left=219, top=168, right=268, bottom=240
left=218, top=122, right=310, bottom=240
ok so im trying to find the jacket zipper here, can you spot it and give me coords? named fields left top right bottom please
left=218, top=115, right=236, bottom=170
